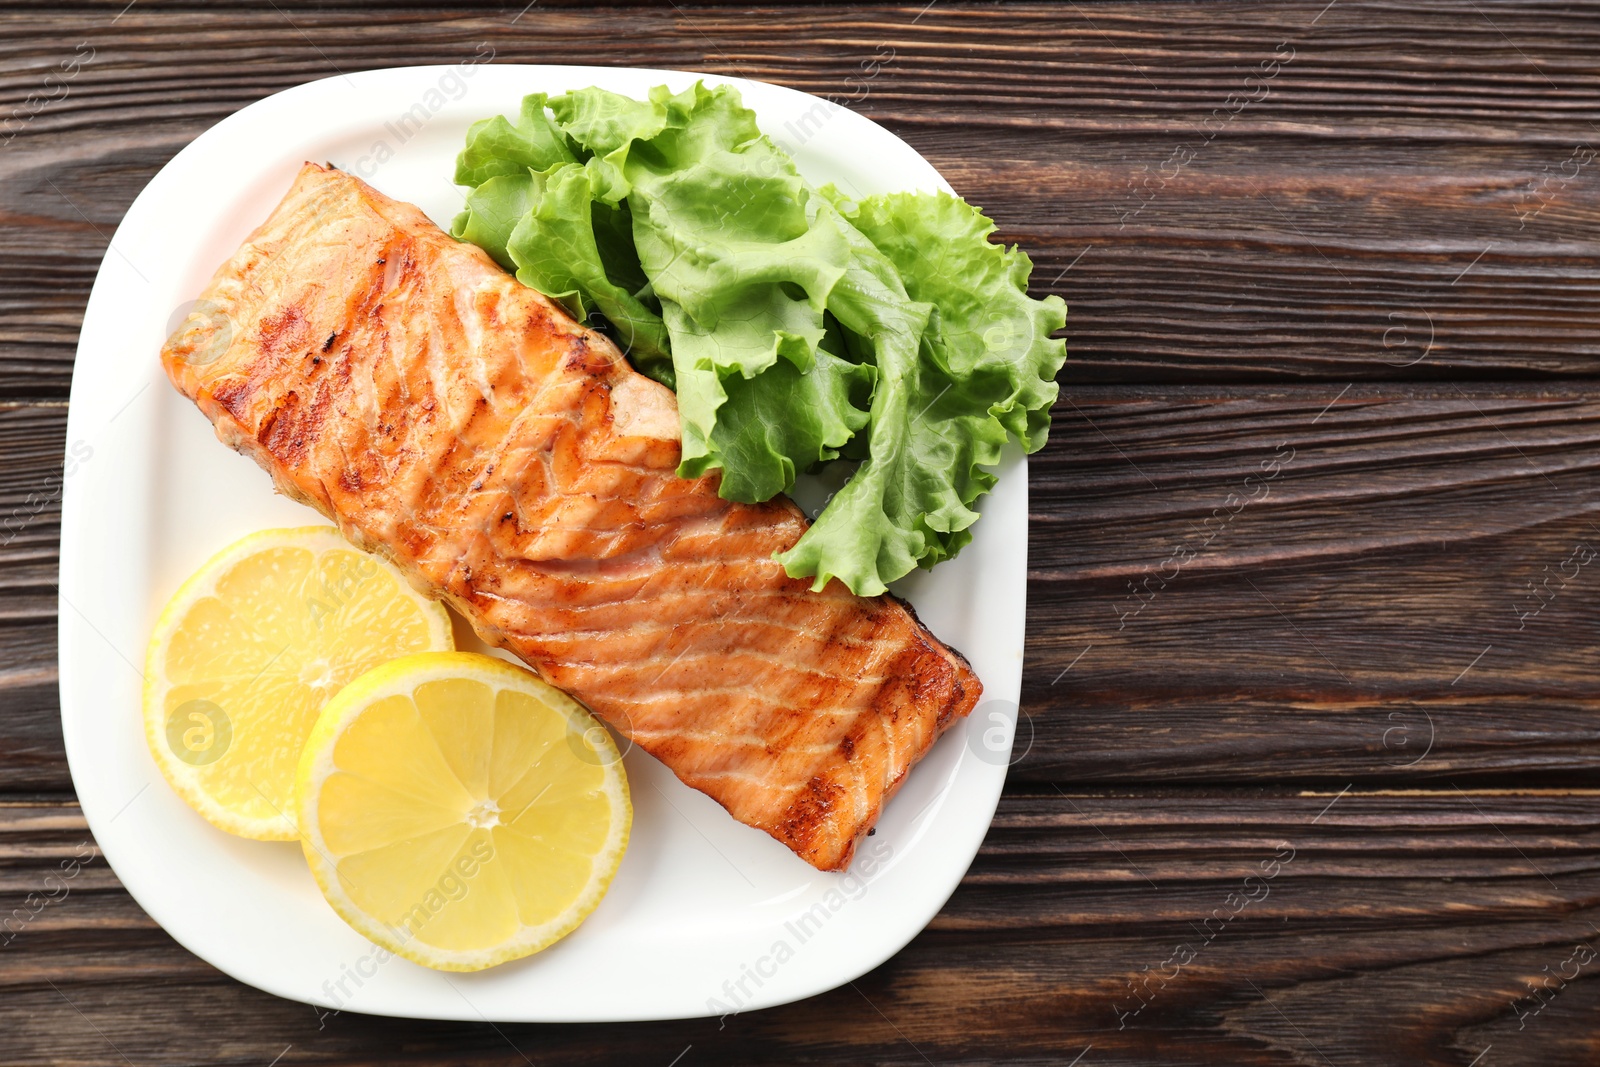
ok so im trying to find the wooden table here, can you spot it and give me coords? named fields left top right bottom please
left=5, top=2, right=1599, bottom=1063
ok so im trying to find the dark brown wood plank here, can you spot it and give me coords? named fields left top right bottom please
left=5, top=3, right=1600, bottom=396
left=1024, top=380, right=1600, bottom=784
left=4, top=792, right=1599, bottom=1066
left=0, top=405, right=68, bottom=793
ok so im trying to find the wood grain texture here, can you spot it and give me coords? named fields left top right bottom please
left=6, top=793, right=1600, bottom=1066
left=0, top=406, right=71, bottom=793
left=1023, top=381, right=1600, bottom=785
left=4, top=2, right=1600, bottom=1064
left=4, top=2, right=1600, bottom=393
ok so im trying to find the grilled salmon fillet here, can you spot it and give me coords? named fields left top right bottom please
left=161, top=163, right=981, bottom=872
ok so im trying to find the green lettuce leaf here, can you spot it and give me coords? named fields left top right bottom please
left=550, top=83, right=875, bottom=503
left=452, top=172, right=534, bottom=269
left=452, top=97, right=671, bottom=379
left=835, top=189, right=1066, bottom=455
left=778, top=188, right=1066, bottom=590
left=453, top=93, right=577, bottom=187
left=451, top=83, right=1067, bottom=597
left=503, top=164, right=671, bottom=376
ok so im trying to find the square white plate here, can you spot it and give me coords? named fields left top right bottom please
left=59, top=64, right=1027, bottom=1022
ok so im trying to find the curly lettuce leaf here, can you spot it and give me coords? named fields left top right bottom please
left=776, top=189, right=1066, bottom=591
left=550, top=83, right=874, bottom=503
left=452, top=172, right=534, bottom=269
left=503, top=164, right=671, bottom=375
left=835, top=189, right=1066, bottom=454
left=454, top=93, right=577, bottom=187
left=769, top=203, right=963, bottom=594
left=452, top=82, right=1067, bottom=596
left=453, top=98, right=670, bottom=377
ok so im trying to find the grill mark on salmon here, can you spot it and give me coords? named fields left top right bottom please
left=161, top=163, right=982, bottom=871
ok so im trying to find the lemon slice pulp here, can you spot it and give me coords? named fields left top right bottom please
left=295, top=652, right=631, bottom=971
left=143, top=526, right=452, bottom=839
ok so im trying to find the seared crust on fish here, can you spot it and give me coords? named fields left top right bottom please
left=162, top=164, right=981, bottom=871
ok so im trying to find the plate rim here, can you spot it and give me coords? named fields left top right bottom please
left=58, top=62, right=1026, bottom=1022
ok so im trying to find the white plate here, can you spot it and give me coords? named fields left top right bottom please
left=59, top=64, right=1027, bottom=1022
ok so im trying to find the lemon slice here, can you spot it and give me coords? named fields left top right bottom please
left=295, top=652, right=631, bottom=971
left=144, top=526, right=452, bottom=840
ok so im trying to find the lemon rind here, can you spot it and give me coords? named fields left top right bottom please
left=143, top=526, right=454, bottom=841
